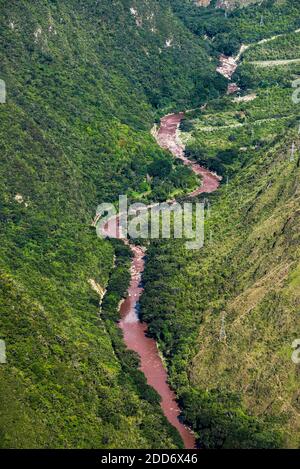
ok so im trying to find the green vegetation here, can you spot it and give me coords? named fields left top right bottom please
left=244, top=31, right=300, bottom=61
left=140, top=7, right=300, bottom=448
left=141, top=126, right=300, bottom=448
left=179, top=389, right=283, bottom=449
left=170, top=0, right=300, bottom=56
left=1, top=0, right=300, bottom=450
left=181, top=61, right=299, bottom=177
left=0, top=0, right=226, bottom=448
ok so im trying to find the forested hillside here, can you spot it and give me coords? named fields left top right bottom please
left=0, top=0, right=225, bottom=448
left=141, top=0, right=300, bottom=449
left=170, top=0, right=300, bottom=55
left=1, top=0, right=299, bottom=450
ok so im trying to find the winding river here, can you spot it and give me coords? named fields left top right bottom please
left=99, top=25, right=285, bottom=450
left=103, top=112, right=220, bottom=449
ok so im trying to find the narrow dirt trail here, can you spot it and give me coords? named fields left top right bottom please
left=249, top=58, right=300, bottom=67
left=235, top=28, right=300, bottom=61
left=116, top=25, right=300, bottom=450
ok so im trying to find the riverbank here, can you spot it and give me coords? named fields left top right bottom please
left=115, top=112, right=220, bottom=449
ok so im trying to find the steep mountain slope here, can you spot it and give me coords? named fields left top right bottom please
left=1, top=0, right=299, bottom=450
left=170, top=0, right=300, bottom=56
left=142, top=102, right=300, bottom=449
left=140, top=1, right=300, bottom=449
left=0, top=0, right=225, bottom=449
left=195, top=0, right=261, bottom=8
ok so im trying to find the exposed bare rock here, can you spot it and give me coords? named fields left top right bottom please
left=233, top=93, right=257, bottom=102
left=151, top=123, right=159, bottom=139
left=14, top=193, right=24, bottom=204
left=216, top=54, right=238, bottom=79
left=195, top=0, right=211, bottom=6
left=219, top=0, right=263, bottom=7
left=34, top=27, right=42, bottom=42
left=130, top=7, right=143, bottom=27
left=88, top=279, right=106, bottom=302
left=14, top=193, right=29, bottom=207
left=0, top=340, right=6, bottom=364
left=194, top=0, right=262, bottom=9
left=227, top=83, right=241, bottom=94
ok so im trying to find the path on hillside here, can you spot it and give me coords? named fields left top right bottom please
left=249, top=58, right=300, bottom=67
left=96, top=23, right=297, bottom=449
left=114, top=28, right=300, bottom=447
left=194, top=115, right=293, bottom=132
left=235, top=28, right=300, bottom=61
left=129, top=25, right=300, bottom=448
left=217, top=28, right=300, bottom=80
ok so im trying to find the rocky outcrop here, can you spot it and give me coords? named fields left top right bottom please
left=195, top=0, right=211, bottom=7
left=216, top=54, right=238, bottom=79
left=0, top=340, right=6, bottom=364
left=194, top=0, right=261, bottom=9
left=88, top=279, right=106, bottom=303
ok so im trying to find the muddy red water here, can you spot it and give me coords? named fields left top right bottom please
left=157, top=113, right=220, bottom=196
left=119, top=244, right=196, bottom=449
left=109, top=113, right=220, bottom=449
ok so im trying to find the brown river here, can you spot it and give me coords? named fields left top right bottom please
left=103, top=112, right=220, bottom=449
